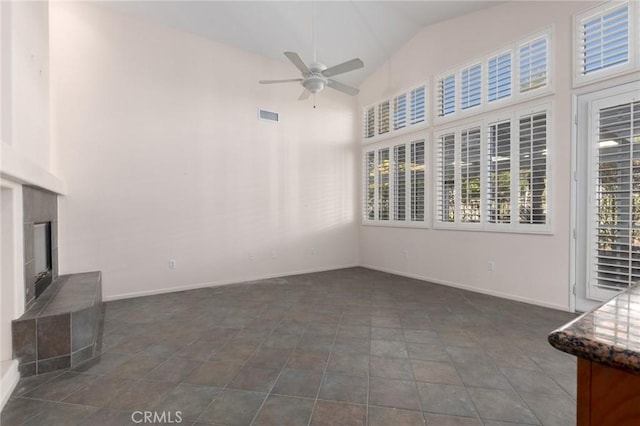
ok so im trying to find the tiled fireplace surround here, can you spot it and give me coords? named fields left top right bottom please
left=11, top=186, right=103, bottom=376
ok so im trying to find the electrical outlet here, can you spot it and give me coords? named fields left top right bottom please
left=310, top=247, right=316, bottom=255
left=248, top=252, right=255, bottom=261
left=271, top=250, right=278, bottom=259
left=487, top=261, right=495, bottom=272
left=402, top=249, right=409, bottom=258
left=169, top=259, right=176, bottom=269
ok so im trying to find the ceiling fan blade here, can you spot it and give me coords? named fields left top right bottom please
left=321, top=58, right=364, bottom=77
left=327, top=79, right=359, bottom=96
left=259, top=78, right=303, bottom=84
left=298, top=89, right=311, bottom=101
left=284, top=51, right=310, bottom=74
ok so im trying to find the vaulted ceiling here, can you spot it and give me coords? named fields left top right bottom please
left=97, top=1, right=501, bottom=86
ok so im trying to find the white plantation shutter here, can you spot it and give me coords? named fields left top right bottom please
left=378, top=148, right=390, bottom=220
left=378, top=101, right=390, bottom=135
left=518, top=112, right=548, bottom=224
left=364, top=107, right=375, bottom=139
left=364, top=151, right=376, bottom=220
left=438, top=75, right=456, bottom=117
left=363, top=139, right=428, bottom=227
left=410, top=86, right=426, bottom=125
left=394, top=94, right=407, bottom=130
left=487, top=121, right=512, bottom=224
left=460, top=127, right=482, bottom=222
left=488, top=53, right=512, bottom=102
left=519, top=36, right=548, bottom=93
left=461, top=65, right=482, bottom=110
left=590, top=100, right=640, bottom=292
left=410, top=140, right=426, bottom=222
left=436, top=133, right=456, bottom=223
left=393, top=144, right=407, bottom=221
left=578, top=3, right=630, bottom=76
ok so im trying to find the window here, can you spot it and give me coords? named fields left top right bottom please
left=363, top=138, right=427, bottom=227
left=394, top=94, right=407, bottom=130
left=437, top=75, right=456, bottom=117
left=410, top=86, right=426, bottom=125
left=461, top=65, right=482, bottom=110
left=488, top=52, right=512, bottom=102
left=460, top=127, right=482, bottom=222
left=362, top=84, right=427, bottom=141
left=394, top=145, right=406, bottom=220
left=518, top=112, right=548, bottom=225
left=487, top=121, right=512, bottom=224
left=410, top=140, right=426, bottom=221
left=378, top=147, right=390, bottom=220
left=434, top=28, right=551, bottom=124
left=574, top=1, right=637, bottom=85
left=378, top=101, right=390, bottom=135
left=518, top=36, right=549, bottom=93
left=364, top=107, right=375, bottom=139
left=365, top=151, right=375, bottom=220
left=434, top=104, right=551, bottom=232
left=436, top=133, right=456, bottom=223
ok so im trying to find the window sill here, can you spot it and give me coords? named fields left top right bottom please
left=362, top=220, right=430, bottom=229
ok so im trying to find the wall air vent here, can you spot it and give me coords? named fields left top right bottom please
left=258, top=109, right=279, bottom=122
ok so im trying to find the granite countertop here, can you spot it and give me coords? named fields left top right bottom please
left=548, top=284, right=640, bottom=375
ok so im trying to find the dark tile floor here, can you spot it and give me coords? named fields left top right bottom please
left=1, top=267, right=578, bottom=425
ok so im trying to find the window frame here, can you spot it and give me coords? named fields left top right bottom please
left=362, top=133, right=430, bottom=229
left=434, top=27, right=554, bottom=126
left=362, top=83, right=428, bottom=144
left=433, top=102, right=553, bottom=234
left=573, top=1, right=639, bottom=87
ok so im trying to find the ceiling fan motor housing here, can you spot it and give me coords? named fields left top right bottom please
left=303, top=63, right=328, bottom=94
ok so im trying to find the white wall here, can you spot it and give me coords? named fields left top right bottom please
left=2, top=1, right=50, bottom=167
left=359, top=1, right=597, bottom=311
left=50, top=2, right=359, bottom=300
left=0, top=0, right=55, bottom=408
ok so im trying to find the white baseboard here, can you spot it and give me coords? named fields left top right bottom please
left=103, top=263, right=359, bottom=302
left=361, top=264, right=571, bottom=312
left=0, top=359, right=19, bottom=411
left=103, top=262, right=570, bottom=312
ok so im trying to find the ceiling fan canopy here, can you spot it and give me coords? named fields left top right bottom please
left=259, top=51, right=364, bottom=100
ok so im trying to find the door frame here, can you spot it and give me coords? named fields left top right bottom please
left=571, top=79, right=640, bottom=312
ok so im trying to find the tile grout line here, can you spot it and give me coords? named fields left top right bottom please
left=247, top=313, right=313, bottom=426
left=305, top=310, right=344, bottom=426
left=192, top=307, right=285, bottom=425
left=402, top=323, right=431, bottom=426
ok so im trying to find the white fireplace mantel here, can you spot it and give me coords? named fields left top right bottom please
left=1, top=142, right=66, bottom=194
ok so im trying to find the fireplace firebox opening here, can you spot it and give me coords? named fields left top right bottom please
left=33, top=222, right=53, bottom=299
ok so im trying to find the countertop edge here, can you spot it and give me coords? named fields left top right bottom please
left=548, top=329, right=640, bottom=375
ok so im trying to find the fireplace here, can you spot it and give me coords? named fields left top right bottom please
left=13, top=186, right=104, bottom=377
left=23, top=186, right=58, bottom=308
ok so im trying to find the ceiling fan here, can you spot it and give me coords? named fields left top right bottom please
left=259, top=52, right=364, bottom=100
left=258, top=3, right=364, bottom=102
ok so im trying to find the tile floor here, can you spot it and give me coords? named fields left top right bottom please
left=1, top=267, right=578, bottom=425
